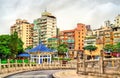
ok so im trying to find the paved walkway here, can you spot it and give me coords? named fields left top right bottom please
left=53, top=70, right=100, bottom=78
left=53, top=70, right=120, bottom=78
left=5, top=70, right=65, bottom=78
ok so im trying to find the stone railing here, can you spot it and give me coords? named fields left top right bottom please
left=77, top=57, right=120, bottom=75
left=0, top=59, right=77, bottom=77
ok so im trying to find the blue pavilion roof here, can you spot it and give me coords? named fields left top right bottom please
left=28, top=43, right=53, bottom=52
left=18, top=53, right=30, bottom=57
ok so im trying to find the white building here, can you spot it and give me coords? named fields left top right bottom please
left=33, top=11, right=57, bottom=47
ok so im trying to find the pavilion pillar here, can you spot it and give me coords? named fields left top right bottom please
left=42, top=54, right=43, bottom=64
left=39, top=54, right=40, bottom=64
left=47, top=54, right=48, bottom=64
left=50, top=54, right=51, bottom=63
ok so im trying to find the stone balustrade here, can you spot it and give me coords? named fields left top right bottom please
left=0, top=59, right=77, bottom=77
left=77, top=57, right=120, bottom=76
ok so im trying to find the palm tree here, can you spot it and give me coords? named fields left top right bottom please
left=84, top=45, right=97, bottom=59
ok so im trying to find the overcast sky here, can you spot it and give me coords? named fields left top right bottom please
left=0, top=0, right=120, bottom=35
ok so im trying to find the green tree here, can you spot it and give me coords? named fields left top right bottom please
left=0, top=35, right=11, bottom=59
left=0, top=33, right=24, bottom=59
left=103, top=44, right=114, bottom=52
left=113, top=42, right=120, bottom=52
left=9, top=32, right=24, bottom=58
left=57, top=44, right=68, bottom=58
left=84, top=45, right=97, bottom=59
left=25, top=45, right=33, bottom=50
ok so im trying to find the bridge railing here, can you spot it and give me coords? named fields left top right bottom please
left=0, top=59, right=77, bottom=75
left=77, top=57, right=120, bottom=75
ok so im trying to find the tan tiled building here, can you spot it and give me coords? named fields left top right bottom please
left=10, top=19, right=33, bottom=48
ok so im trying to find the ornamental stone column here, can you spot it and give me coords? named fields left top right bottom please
left=99, top=50, right=104, bottom=74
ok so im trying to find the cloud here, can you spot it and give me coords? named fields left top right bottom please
left=0, top=0, right=120, bottom=34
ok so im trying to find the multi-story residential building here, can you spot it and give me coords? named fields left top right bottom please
left=93, top=21, right=113, bottom=46
left=47, top=37, right=58, bottom=50
left=114, top=14, right=120, bottom=27
left=33, top=11, right=57, bottom=47
left=10, top=19, right=33, bottom=48
left=74, top=23, right=87, bottom=50
left=33, top=19, right=41, bottom=47
left=59, top=23, right=86, bottom=58
left=112, top=14, right=120, bottom=44
left=60, top=23, right=86, bottom=51
left=84, top=30, right=96, bottom=46
left=60, top=30, right=75, bottom=49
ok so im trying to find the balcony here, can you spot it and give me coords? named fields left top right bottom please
left=67, top=39, right=74, bottom=43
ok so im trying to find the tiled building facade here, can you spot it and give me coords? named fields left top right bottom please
left=10, top=19, right=33, bottom=48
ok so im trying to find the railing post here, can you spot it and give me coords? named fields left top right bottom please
left=22, top=59, right=25, bottom=70
left=83, top=58, right=86, bottom=74
left=29, top=60, right=31, bottom=70
left=82, top=52, right=86, bottom=74
left=0, top=59, right=1, bottom=73
left=99, top=50, right=104, bottom=74
left=15, top=59, right=17, bottom=71
left=8, top=59, right=10, bottom=72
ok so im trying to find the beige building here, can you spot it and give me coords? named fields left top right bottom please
left=114, top=14, right=120, bottom=27
left=33, top=11, right=57, bottom=47
left=112, top=14, right=120, bottom=44
left=10, top=19, right=33, bottom=48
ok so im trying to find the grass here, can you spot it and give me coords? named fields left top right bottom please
left=1, top=59, right=29, bottom=64
left=52, top=57, right=71, bottom=61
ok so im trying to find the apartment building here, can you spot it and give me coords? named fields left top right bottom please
left=59, top=23, right=86, bottom=58
left=10, top=19, right=33, bottom=48
left=33, top=11, right=57, bottom=47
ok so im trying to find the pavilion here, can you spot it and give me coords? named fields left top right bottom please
left=28, top=43, right=56, bottom=64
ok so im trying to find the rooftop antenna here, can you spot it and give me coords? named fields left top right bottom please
left=45, top=7, right=47, bottom=12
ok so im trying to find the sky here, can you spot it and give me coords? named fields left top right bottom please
left=0, top=0, right=120, bottom=35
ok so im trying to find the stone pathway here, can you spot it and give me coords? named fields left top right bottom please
left=53, top=70, right=100, bottom=78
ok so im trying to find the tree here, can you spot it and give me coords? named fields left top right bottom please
left=104, top=44, right=114, bottom=52
left=57, top=44, right=68, bottom=58
left=25, top=45, right=33, bottom=50
left=113, top=42, right=120, bottom=52
left=84, top=45, right=97, bottom=59
left=0, top=35, right=11, bottom=59
left=9, top=32, right=24, bottom=58
left=0, top=33, right=24, bottom=59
